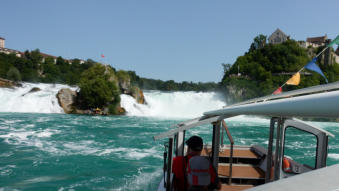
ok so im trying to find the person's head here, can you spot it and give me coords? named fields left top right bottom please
left=186, top=136, right=203, bottom=155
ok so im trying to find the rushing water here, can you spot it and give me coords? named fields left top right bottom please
left=1, top=83, right=339, bottom=190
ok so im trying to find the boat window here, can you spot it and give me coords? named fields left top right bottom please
left=283, top=127, right=317, bottom=171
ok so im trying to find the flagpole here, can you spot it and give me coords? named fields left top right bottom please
left=272, top=35, right=338, bottom=94
left=279, top=45, right=329, bottom=89
left=280, top=67, right=304, bottom=88
left=315, top=46, right=329, bottom=58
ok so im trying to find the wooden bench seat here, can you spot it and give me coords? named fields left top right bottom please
left=218, top=164, right=265, bottom=179
left=201, top=147, right=258, bottom=159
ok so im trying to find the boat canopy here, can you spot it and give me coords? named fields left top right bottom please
left=204, top=90, right=339, bottom=118
left=154, top=82, right=339, bottom=140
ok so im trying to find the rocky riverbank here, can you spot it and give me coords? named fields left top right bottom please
left=0, top=78, right=22, bottom=88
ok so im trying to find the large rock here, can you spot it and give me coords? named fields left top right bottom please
left=0, top=78, right=22, bottom=88
left=22, top=87, right=41, bottom=96
left=56, top=88, right=77, bottom=114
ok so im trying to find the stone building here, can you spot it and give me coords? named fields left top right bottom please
left=306, top=35, right=327, bottom=47
left=268, top=28, right=288, bottom=44
left=0, top=37, right=5, bottom=48
left=0, top=36, right=22, bottom=57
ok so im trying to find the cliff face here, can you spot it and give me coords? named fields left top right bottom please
left=116, top=70, right=145, bottom=104
left=127, top=86, right=145, bottom=104
left=133, top=87, right=145, bottom=104
left=225, top=85, right=245, bottom=104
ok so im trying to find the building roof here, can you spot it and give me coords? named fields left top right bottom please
left=0, top=37, right=5, bottom=40
left=306, top=35, right=327, bottom=44
left=40, top=52, right=57, bottom=59
left=269, top=28, right=287, bottom=38
left=268, top=28, right=288, bottom=44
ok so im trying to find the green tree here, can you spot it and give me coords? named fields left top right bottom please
left=249, top=34, right=267, bottom=52
left=78, top=64, right=120, bottom=112
left=221, top=39, right=323, bottom=103
left=6, top=66, right=21, bottom=82
left=24, top=49, right=43, bottom=70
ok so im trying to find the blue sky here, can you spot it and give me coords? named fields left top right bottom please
left=1, top=0, right=338, bottom=82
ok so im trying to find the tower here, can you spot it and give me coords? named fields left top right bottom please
left=0, top=37, right=5, bottom=48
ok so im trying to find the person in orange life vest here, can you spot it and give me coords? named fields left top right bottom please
left=172, top=136, right=221, bottom=191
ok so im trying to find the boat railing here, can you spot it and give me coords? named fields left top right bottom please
left=221, top=120, right=234, bottom=185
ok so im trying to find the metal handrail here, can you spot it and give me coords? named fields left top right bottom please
left=221, top=120, right=234, bottom=185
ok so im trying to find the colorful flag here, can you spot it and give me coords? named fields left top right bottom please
left=286, top=72, right=300, bottom=85
left=101, top=54, right=105, bottom=58
left=327, top=35, right=339, bottom=47
left=273, top=87, right=282, bottom=95
left=304, top=58, right=328, bottom=83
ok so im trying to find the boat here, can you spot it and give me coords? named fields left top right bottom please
left=154, top=81, right=339, bottom=191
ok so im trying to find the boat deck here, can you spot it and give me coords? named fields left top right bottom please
left=218, top=164, right=264, bottom=179
left=201, top=147, right=258, bottom=159
left=201, top=145, right=266, bottom=191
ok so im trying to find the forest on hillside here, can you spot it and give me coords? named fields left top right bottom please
left=221, top=35, right=339, bottom=103
left=0, top=49, right=219, bottom=92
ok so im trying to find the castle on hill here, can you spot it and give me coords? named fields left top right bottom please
left=267, top=29, right=339, bottom=65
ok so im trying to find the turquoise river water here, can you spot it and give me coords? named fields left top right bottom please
left=1, top=112, right=339, bottom=191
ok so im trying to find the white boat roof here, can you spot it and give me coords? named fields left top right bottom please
left=204, top=90, right=339, bottom=118
left=247, top=164, right=339, bottom=191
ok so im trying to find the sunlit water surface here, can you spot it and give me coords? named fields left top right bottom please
left=1, top=113, right=339, bottom=191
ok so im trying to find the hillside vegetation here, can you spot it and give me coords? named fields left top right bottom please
left=221, top=35, right=339, bottom=103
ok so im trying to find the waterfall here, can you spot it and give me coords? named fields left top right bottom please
left=0, top=83, right=226, bottom=118
left=120, top=91, right=226, bottom=118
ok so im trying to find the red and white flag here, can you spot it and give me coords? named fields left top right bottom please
left=101, top=54, right=105, bottom=58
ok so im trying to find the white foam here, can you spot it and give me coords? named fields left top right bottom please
left=121, top=91, right=226, bottom=119
left=35, top=131, right=54, bottom=138
left=0, top=128, right=57, bottom=142
left=0, top=82, right=77, bottom=113
left=0, top=127, right=161, bottom=158
left=0, top=131, right=36, bottom=142
left=328, top=153, right=339, bottom=160
left=62, top=140, right=99, bottom=155
left=0, top=165, right=16, bottom=176
left=97, top=146, right=162, bottom=160
left=0, top=127, right=61, bottom=156
left=125, top=147, right=161, bottom=160
left=97, top=148, right=128, bottom=156
left=112, top=168, right=162, bottom=191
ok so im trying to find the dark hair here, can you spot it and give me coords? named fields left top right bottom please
left=185, top=136, right=203, bottom=151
